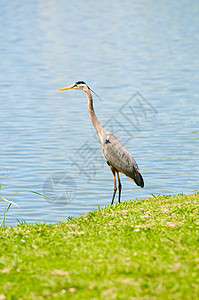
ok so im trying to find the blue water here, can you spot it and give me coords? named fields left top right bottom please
left=0, top=1, right=198, bottom=226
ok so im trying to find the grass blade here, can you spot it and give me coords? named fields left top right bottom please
left=0, top=196, right=19, bottom=207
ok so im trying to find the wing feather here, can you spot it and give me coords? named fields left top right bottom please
left=102, top=132, right=144, bottom=187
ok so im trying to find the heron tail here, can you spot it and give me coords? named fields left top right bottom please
left=134, top=170, right=144, bottom=188
left=127, top=170, right=144, bottom=188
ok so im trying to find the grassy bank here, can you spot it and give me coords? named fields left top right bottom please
left=0, top=193, right=198, bottom=299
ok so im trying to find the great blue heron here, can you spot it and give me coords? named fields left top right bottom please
left=59, top=81, right=144, bottom=205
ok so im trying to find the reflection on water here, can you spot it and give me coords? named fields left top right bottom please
left=0, top=1, right=198, bottom=226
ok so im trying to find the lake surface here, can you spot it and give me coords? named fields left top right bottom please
left=0, top=1, right=198, bottom=226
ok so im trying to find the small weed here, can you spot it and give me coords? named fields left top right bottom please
left=0, top=172, right=51, bottom=227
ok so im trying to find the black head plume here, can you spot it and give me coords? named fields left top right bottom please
left=75, top=81, right=86, bottom=85
left=89, top=87, right=103, bottom=102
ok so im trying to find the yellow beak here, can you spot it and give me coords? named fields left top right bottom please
left=59, top=85, right=74, bottom=91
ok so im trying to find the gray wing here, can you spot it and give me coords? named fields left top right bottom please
left=101, top=132, right=144, bottom=187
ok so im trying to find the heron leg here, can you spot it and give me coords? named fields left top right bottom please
left=109, top=165, right=117, bottom=205
left=116, top=172, right=122, bottom=203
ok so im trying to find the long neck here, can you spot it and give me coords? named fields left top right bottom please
left=85, top=88, right=103, bottom=136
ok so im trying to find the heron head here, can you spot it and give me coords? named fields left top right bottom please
left=59, top=81, right=88, bottom=92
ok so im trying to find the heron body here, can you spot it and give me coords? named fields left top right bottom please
left=59, top=81, right=144, bottom=205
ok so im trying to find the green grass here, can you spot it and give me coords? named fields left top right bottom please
left=0, top=193, right=198, bottom=299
